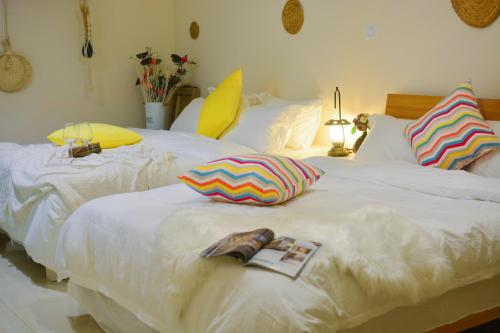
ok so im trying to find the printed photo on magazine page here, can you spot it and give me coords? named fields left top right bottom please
left=246, top=236, right=321, bottom=278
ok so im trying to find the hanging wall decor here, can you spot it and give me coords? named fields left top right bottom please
left=190, top=21, right=199, bottom=40
left=0, top=0, right=32, bottom=93
left=80, top=0, right=93, bottom=57
left=451, top=0, right=500, bottom=28
left=282, top=0, right=304, bottom=35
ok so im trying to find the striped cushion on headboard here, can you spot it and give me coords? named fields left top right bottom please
left=404, top=82, right=500, bottom=170
left=179, top=155, right=324, bottom=205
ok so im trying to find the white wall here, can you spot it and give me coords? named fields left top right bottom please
left=174, top=0, right=500, bottom=144
left=2, top=1, right=499, bottom=144
left=0, top=0, right=175, bottom=143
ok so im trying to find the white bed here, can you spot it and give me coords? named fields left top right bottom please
left=0, top=129, right=256, bottom=272
left=55, top=157, right=500, bottom=333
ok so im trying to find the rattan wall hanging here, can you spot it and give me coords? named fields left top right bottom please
left=282, top=0, right=304, bottom=35
left=0, top=0, right=32, bottom=93
left=451, top=0, right=500, bottom=28
left=80, top=0, right=93, bottom=58
left=190, top=21, right=200, bottom=40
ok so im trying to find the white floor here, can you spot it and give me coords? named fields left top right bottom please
left=0, top=239, right=104, bottom=333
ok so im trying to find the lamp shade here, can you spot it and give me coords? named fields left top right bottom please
left=325, top=118, right=350, bottom=146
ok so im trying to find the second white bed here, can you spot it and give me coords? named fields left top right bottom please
left=55, top=158, right=500, bottom=333
left=0, top=129, right=256, bottom=272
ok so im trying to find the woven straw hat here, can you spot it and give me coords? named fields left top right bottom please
left=451, top=0, right=500, bottom=28
left=0, top=38, right=32, bottom=92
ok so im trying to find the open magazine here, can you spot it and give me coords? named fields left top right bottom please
left=201, top=228, right=321, bottom=279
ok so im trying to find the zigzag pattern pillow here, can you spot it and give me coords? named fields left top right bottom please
left=404, top=82, right=500, bottom=170
left=179, top=155, right=324, bottom=205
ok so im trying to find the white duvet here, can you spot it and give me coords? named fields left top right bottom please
left=55, top=158, right=500, bottom=333
left=0, top=129, right=255, bottom=271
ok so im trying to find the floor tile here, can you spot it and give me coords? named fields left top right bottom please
left=0, top=246, right=104, bottom=333
left=0, top=300, right=34, bottom=333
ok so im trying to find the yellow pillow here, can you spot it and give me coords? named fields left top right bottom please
left=197, top=69, right=242, bottom=138
left=47, top=123, right=143, bottom=149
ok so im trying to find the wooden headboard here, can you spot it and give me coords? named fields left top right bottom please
left=385, top=94, right=500, bottom=121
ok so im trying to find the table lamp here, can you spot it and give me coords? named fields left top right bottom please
left=325, top=87, right=352, bottom=157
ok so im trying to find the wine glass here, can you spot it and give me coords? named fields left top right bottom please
left=79, top=122, right=94, bottom=146
left=63, top=122, right=79, bottom=157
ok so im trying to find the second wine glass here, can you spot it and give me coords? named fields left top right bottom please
left=63, top=122, right=79, bottom=157
left=79, top=122, right=94, bottom=146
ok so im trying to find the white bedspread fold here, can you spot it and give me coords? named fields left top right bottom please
left=308, top=158, right=500, bottom=203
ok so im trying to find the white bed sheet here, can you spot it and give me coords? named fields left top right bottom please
left=55, top=158, right=500, bottom=333
left=0, top=129, right=255, bottom=271
left=278, top=144, right=330, bottom=159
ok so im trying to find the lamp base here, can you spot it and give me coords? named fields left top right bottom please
left=328, top=147, right=352, bottom=157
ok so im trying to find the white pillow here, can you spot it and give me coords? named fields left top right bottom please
left=170, top=98, right=205, bottom=133
left=207, top=87, right=272, bottom=110
left=261, top=97, right=323, bottom=149
left=468, top=121, right=500, bottom=178
left=221, top=104, right=295, bottom=153
left=286, top=103, right=323, bottom=149
left=354, top=114, right=417, bottom=163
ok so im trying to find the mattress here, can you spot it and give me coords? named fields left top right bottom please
left=55, top=157, right=500, bottom=333
left=0, top=129, right=256, bottom=272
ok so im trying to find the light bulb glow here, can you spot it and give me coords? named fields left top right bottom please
left=329, top=125, right=345, bottom=148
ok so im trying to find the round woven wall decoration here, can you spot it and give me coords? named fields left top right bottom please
left=0, top=38, right=32, bottom=93
left=190, top=21, right=200, bottom=40
left=282, top=0, right=304, bottom=35
left=451, top=0, right=500, bottom=28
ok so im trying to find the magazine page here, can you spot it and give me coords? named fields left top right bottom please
left=245, top=237, right=321, bottom=279
left=201, top=228, right=275, bottom=262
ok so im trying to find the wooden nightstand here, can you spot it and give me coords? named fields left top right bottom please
left=165, top=85, right=200, bottom=129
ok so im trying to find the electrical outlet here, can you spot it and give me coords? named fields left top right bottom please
left=365, top=25, right=376, bottom=39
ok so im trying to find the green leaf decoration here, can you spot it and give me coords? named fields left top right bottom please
left=351, top=127, right=357, bottom=135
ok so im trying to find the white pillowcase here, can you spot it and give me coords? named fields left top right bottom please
left=221, top=104, right=296, bottom=153
left=354, top=114, right=417, bottom=163
left=170, top=98, right=205, bottom=133
left=286, top=103, right=323, bottom=149
left=207, top=87, right=272, bottom=110
left=261, top=97, right=323, bottom=149
left=468, top=121, right=500, bottom=178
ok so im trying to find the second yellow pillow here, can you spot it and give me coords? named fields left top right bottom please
left=47, top=123, right=143, bottom=149
left=197, top=69, right=242, bottom=139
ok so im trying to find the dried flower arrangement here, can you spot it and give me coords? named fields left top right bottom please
left=352, top=113, right=370, bottom=153
left=352, top=113, right=370, bottom=134
left=133, top=47, right=196, bottom=104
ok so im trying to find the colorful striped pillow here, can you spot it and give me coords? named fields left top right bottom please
left=178, top=155, right=324, bottom=206
left=404, top=82, right=500, bottom=170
